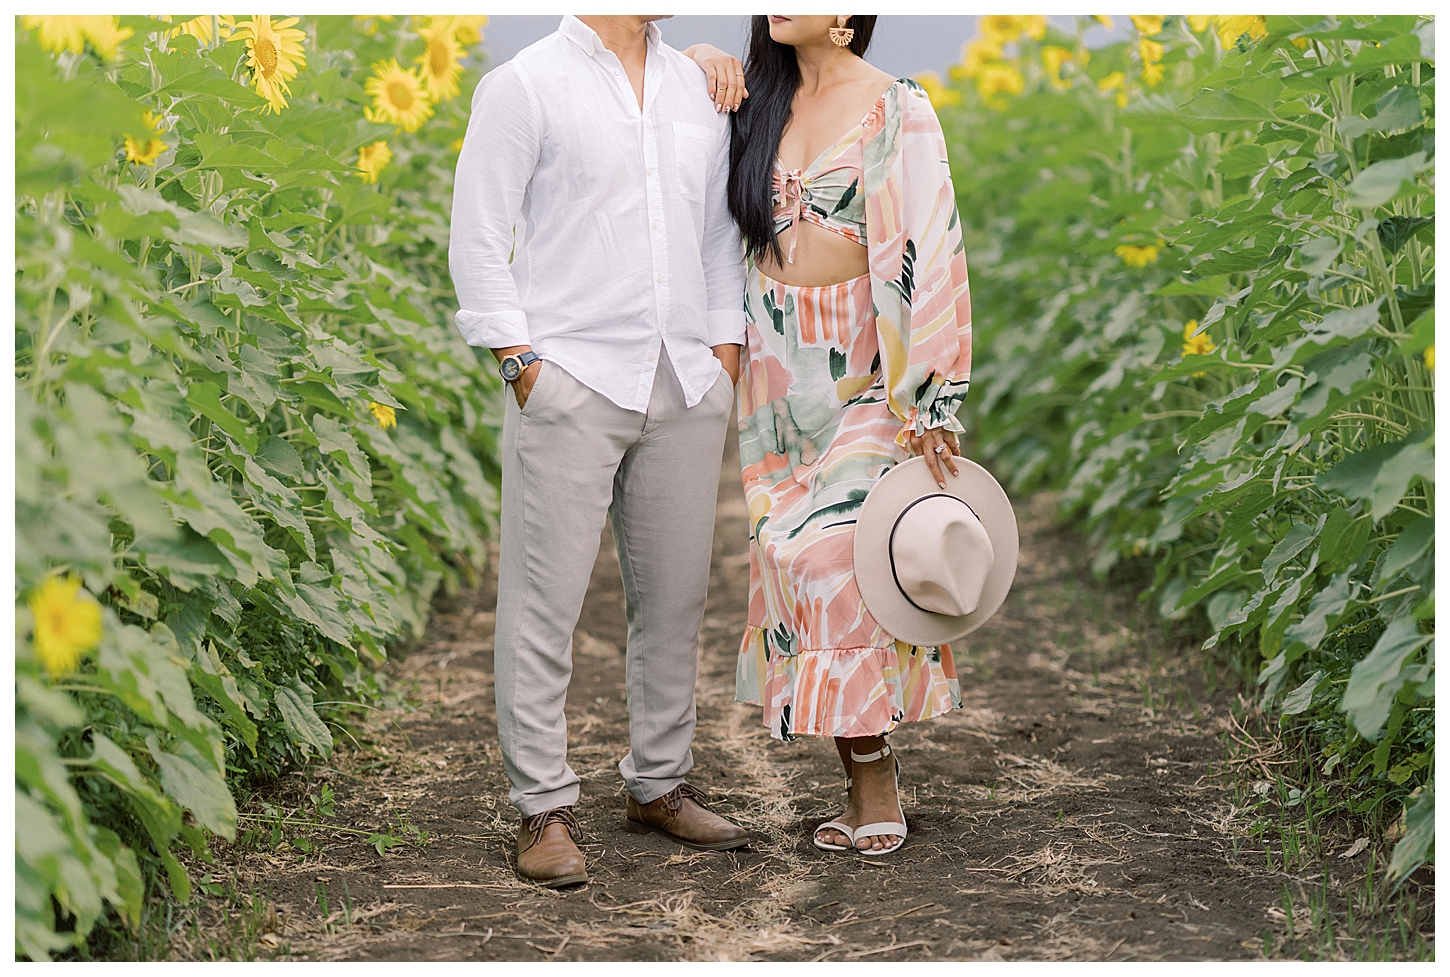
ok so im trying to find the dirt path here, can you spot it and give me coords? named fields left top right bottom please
left=219, top=433, right=1426, bottom=962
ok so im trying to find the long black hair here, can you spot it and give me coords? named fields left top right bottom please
left=728, top=15, right=877, bottom=265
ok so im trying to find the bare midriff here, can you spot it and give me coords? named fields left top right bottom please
left=757, top=221, right=868, bottom=287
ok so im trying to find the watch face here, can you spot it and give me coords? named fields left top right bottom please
left=500, top=357, right=521, bottom=382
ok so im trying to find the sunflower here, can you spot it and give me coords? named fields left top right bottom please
left=1213, top=15, right=1268, bottom=49
left=1041, top=46, right=1075, bottom=91
left=1182, top=320, right=1217, bottom=376
left=1096, top=72, right=1131, bottom=107
left=953, top=37, right=1003, bottom=80
left=357, top=141, right=393, bottom=184
left=365, top=59, right=435, bottom=133
left=23, top=15, right=86, bottom=54
left=368, top=401, right=398, bottom=429
left=1098, top=71, right=1125, bottom=93
left=28, top=575, right=104, bottom=677
left=1098, top=71, right=1129, bottom=108
left=1182, top=320, right=1216, bottom=357
left=1139, top=37, right=1165, bottom=87
left=1115, top=244, right=1160, bottom=268
left=1130, top=15, right=1164, bottom=36
left=233, top=15, right=307, bottom=114
left=125, top=111, right=167, bottom=166
left=979, top=15, right=1025, bottom=44
left=441, top=15, right=488, bottom=47
left=977, top=64, right=1025, bottom=101
left=1092, top=16, right=1114, bottom=29
left=23, top=15, right=133, bottom=59
left=415, top=23, right=465, bottom=102
left=914, top=71, right=961, bottom=109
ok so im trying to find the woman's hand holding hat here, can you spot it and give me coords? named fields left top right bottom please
left=905, top=427, right=960, bottom=488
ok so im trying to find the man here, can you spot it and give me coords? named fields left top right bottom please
left=449, top=15, right=749, bottom=888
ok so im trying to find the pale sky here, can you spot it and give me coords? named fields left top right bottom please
left=476, top=15, right=1129, bottom=80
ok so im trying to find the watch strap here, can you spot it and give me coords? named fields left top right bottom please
left=499, top=350, right=541, bottom=383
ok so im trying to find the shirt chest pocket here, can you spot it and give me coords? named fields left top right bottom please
left=671, top=121, right=716, bottom=205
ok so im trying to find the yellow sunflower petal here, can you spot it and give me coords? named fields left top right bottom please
left=29, top=575, right=104, bottom=677
left=1130, top=15, right=1164, bottom=36
left=415, top=24, right=465, bottom=103
left=368, top=401, right=398, bottom=429
left=235, top=15, right=307, bottom=114
left=365, top=59, right=435, bottom=133
left=356, top=141, right=393, bottom=184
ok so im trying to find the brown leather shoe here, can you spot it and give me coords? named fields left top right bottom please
left=516, top=807, right=588, bottom=889
left=625, top=783, right=749, bottom=851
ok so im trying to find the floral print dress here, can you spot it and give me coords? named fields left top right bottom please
left=735, top=80, right=975, bottom=742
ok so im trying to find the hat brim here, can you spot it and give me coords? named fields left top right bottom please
left=853, top=456, right=1019, bottom=647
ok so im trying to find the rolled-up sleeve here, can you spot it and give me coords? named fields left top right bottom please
left=700, top=117, right=746, bottom=348
left=449, top=63, right=540, bottom=349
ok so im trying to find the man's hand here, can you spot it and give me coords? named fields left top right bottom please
left=905, top=427, right=961, bottom=489
left=684, top=43, right=747, bottom=112
left=711, top=343, right=743, bottom=386
left=492, top=344, right=543, bottom=410
left=511, top=361, right=542, bottom=409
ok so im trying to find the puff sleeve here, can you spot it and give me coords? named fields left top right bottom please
left=862, top=81, right=973, bottom=447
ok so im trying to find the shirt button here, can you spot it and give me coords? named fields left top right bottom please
left=656, top=274, right=665, bottom=283
left=652, top=220, right=661, bottom=229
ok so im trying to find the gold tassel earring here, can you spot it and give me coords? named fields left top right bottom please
left=829, top=15, right=854, bottom=47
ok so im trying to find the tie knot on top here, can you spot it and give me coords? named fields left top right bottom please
left=776, top=168, right=810, bottom=264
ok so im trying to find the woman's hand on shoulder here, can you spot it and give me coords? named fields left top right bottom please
left=684, top=43, right=747, bottom=113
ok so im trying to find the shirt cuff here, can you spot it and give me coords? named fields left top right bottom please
left=454, top=309, right=530, bottom=349
left=705, top=309, right=746, bottom=348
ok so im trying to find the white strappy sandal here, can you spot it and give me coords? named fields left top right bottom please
left=849, top=743, right=907, bottom=856
left=812, top=772, right=855, bottom=853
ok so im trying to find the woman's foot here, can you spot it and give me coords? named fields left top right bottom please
left=848, top=744, right=904, bottom=852
left=811, top=737, right=904, bottom=853
left=815, top=814, right=853, bottom=849
left=814, top=737, right=858, bottom=850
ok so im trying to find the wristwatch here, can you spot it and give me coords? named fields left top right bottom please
left=498, top=350, right=541, bottom=383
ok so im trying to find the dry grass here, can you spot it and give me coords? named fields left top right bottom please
left=999, top=843, right=1129, bottom=896
left=586, top=891, right=842, bottom=961
left=987, top=752, right=1122, bottom=802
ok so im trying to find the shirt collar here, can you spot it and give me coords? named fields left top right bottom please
left=559, top=16, right=662, bottom=58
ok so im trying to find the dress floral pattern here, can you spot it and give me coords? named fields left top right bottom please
left=735, top=80, right=974, bottom=741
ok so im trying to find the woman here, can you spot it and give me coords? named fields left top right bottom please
left=693, top=15, right=973, bottom=857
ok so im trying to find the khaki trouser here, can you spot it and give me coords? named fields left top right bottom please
left=493, top=352, right=734, bottom=816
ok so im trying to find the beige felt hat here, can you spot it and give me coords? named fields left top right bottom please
left=853, top=455, right=1019, bottom=647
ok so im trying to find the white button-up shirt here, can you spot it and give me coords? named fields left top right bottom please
left=449, top=16, right=745, bottom=411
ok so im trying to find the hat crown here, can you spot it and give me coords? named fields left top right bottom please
left=890, top=495, right=995, bottom=617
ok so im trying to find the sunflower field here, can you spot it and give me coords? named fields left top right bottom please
left=925, top=14, right=1434, bottom=877
left=14, top=15, right=498, bottom=958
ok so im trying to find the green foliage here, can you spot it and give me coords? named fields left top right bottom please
left=14, top=16, right=499, bottom=957
left=942, top=15, right=1434, bottom=875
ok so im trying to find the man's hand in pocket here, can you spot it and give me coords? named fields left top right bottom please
left=711, top=343, right=742, bottom=386
left=514, top=360, right=542, bottom=409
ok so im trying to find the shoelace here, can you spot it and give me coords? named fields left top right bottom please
left=524, top=807, right=582, bottom=846
left=660, top=782, right=714, bottom=815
